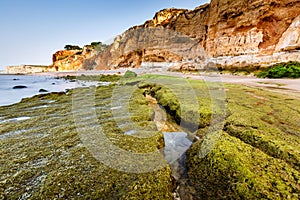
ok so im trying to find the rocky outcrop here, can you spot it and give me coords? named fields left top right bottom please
left=93, top=0, right=300, bottom=71
left=52, top=50, right=79, bottom=63
left=51, top=46, right=99, bottom=71
left=5, top=42, right=107, bottom=73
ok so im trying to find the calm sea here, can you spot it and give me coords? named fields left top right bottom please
left=0, top=75, right=98, bottom=106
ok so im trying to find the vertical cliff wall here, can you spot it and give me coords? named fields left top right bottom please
left=94, top=0, right=300, bottom=70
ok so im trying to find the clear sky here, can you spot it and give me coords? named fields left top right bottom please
left=0, top=0, right=209, bottom=70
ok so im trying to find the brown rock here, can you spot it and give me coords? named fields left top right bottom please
left=51, top=46, right=99, bottom=71
left=93, top=0, right=300, bottom=71
left=52, top=50, right=79, bottom=63
left=276, top=15, right=300, bottom=52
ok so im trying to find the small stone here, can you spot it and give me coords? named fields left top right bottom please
left=39, top=89, right=48, bottom=93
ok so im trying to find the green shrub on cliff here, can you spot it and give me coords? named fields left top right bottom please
left=257, top=61, right=300, bottom=78
left=64, top=45, right=82, bottom=51
left=90, top=41, right=108, bottom=52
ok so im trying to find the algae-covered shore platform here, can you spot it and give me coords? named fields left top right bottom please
left=0, top=74, right=299, bottom=199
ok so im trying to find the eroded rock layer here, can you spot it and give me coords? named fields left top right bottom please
left=93, top=0, right=300, bottom=70
left=51, top=46, right=98, bottom=71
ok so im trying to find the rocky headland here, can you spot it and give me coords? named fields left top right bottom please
left=50, top=42, right=107, bottom=71
left=5, top=42, right=107, bottom=74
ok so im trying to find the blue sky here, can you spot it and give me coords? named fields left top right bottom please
left=0, top=0, right=209, bottom=69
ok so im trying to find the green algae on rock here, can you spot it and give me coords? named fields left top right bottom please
left=0, top=84, right=173, bottom=199
left=185, top=84, right=300, bottom=199
left=1, top=74, right=300, bottom=199
left=137, top=74, right=227, bottom=133
left=62, top=74, right=122, bottom=82
left=123, top=70, right=138, bottom=78
left=136, top=75, right=300, bottom=199
left=187, top=132, right=300, bottom=199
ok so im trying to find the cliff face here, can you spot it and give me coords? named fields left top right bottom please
left=94, top=0, right=300, bottom=70
left=206, top=0, right=300, bottom=56
left=51, top=46, right=98, bottom=71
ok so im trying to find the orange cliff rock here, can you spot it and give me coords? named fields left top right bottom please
left=50, top=45, right=101, bottom=71
left=92, top=0, right=300, bottom=71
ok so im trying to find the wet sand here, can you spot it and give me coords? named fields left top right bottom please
left=187, top=74, right=300, bottom=97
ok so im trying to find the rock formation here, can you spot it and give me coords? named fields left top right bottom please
left=6, top=43, right=107, bottom=73
left=6, top=0, right=300, bottom=73
left=51, top=45, right=99, bottom=71
left=92, top=0, right=300, bottom=71
left=276, top=14, right=300, bottom=52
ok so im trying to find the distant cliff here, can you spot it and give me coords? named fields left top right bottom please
left=6, top=65, right=51, bottom=74
left=5, top=42, right=108, bottom=73
left=91, top=0, right=300, bottom=71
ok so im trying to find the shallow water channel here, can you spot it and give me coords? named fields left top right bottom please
left=146, top=95, right=195, bottom=199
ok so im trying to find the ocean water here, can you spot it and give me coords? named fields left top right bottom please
left=0, top=75, right=100, bottom=106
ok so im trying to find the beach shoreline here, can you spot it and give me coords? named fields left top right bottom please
left=35, top=69, right=300, bottom=95
left=3, top=69, right=300, bottom=98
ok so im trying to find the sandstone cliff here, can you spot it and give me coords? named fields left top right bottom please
left=51, top=45, right=98, bottom=71
left=92, top=0, right=300, bottom=71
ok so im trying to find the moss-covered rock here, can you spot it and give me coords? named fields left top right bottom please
left=62, top=74, right=122, bottom=82
left=187, top=132, right=300, bottom=199
left=124, top=70, right=137, bottom=78
left=224, top=85, right=300, bottom=170
left=137, top=75, right=226, bottom=132
left=0, top=84, right=173, bottom=199
left=136, top=75, right=300, bottom=199
left=1, top=74, right=299, bottom=199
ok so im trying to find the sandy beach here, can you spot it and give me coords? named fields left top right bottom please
left=33, top=69, right=300, bottom=97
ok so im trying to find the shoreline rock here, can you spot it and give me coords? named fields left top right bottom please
left=39, top=89, right=48, bottom=93
left=12, top=85, right=27, bottom=89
